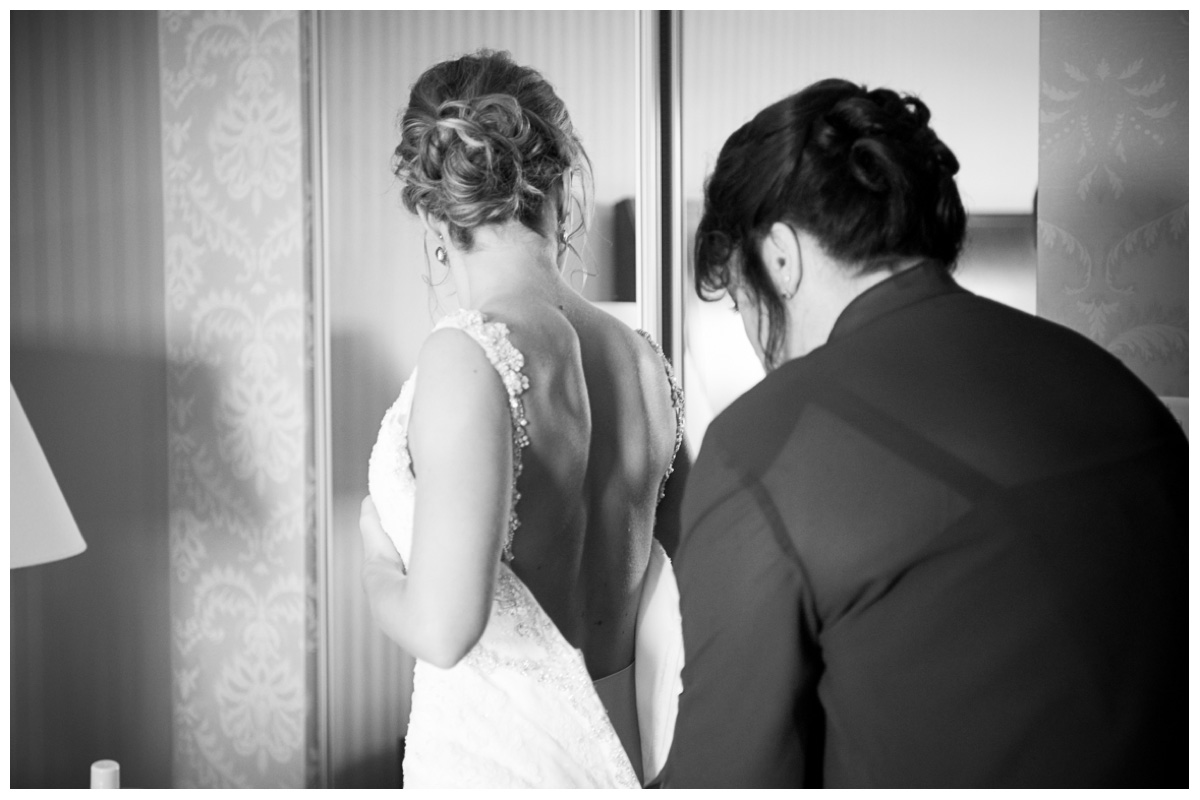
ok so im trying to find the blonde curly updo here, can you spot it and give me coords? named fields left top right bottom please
left=393, top=50, right=592, bottom=251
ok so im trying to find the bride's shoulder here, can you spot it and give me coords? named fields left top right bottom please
left=407, top=322, right=514, bottom=453
left=416, top=320, right=507, bottom=397
left=420, top=308, right=531, bottom=400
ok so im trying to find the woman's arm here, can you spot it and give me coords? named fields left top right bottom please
left=361, top=327, right=513, bottom=668
left=657, top=440, right=811, bottom=787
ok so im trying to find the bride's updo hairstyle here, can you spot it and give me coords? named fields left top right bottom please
left=695, top=78, right=966, bottom=367
left=393, top=49, right=592, bottom=252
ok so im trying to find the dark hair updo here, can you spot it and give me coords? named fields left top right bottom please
left=695, top=78, right=967, bottom=367
left=392, top=49, right=593, bottom=251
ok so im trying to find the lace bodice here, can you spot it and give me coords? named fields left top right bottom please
left=368, top=309, right=530, bottom=564
left=366, top=308, right=684, bottom=788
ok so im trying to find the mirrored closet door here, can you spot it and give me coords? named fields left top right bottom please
left=314, top=11, right=650, bottom=786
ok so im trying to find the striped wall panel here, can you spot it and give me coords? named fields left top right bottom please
left=10, top=11, right=172, bottom=789
left=11, top=11, right=166, bottom=353
left=680, top=11, right=1040, bottom=215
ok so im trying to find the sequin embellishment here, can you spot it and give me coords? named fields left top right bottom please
left=637, top=330, right=686, bottom=503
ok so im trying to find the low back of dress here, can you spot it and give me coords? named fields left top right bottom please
left=488, top=295, right=683, bottom=680
left=367, top=301, right=683, bottom=788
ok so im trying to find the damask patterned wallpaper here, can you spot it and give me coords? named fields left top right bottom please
left=159, top=11, right=317, bottom=788
left=1038, top=11, right=1188, bottom=404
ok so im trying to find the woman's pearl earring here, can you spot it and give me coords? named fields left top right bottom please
left=781, top=272, right=796, bottom=300
left=778, top=259, right=796, bottom=300
left=434, top=232, right=447, bottom=265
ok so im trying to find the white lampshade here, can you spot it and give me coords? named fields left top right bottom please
left=10, top=383, right=86, bottom=568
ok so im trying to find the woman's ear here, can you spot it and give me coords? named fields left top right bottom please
left=417, top=209, right=444, bottom=241
left=760, top=222, right=802, bottom=300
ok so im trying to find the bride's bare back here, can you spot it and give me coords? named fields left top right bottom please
left=367, top=49, right=688, bottom=786
left=483, top=291, right=681, bottom=679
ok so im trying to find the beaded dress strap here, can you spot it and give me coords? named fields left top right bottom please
left=636, top=330, right=685, bottom=503
left=434, top=309, right=531, bottom=562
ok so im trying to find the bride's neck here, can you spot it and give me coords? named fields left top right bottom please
left=450, top=221, right=567, bottom=310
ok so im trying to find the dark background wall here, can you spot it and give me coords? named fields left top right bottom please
left=10, top=11, right=172, bottom=789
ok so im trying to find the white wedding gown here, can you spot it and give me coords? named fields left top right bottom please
left=367, top=309, right=685, bottom=788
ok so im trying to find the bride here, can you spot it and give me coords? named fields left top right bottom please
left=360, top=50, right=686, bottom=788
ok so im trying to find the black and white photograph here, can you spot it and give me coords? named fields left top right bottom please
left=9, top=9, right=1190, bottom=789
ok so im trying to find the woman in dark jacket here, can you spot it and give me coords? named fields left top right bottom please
left=658, top=78, right=1187, bottom=788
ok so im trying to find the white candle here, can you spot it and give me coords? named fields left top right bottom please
left=90, top=760, right=119, bottom=789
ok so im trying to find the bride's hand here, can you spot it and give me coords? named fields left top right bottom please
left=360, top=495, right=403, bottom=566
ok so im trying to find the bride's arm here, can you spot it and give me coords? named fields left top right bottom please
left=361, top=327, right=513, bottom=668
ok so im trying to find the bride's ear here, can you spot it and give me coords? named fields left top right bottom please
left=417, top=209, right=446, bottom=242
left=760, top=222, right=802, bottom=300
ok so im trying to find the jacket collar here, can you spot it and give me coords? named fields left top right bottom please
left=827, top=259, right=965, bottom=343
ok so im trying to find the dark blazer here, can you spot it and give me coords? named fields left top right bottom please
left=659, top=262, right=1188, bottom=788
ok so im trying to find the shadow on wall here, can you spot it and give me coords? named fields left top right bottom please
left=328, top=326, right=416, bottom=789
left=1037, top=10, right=1188, bottom=400
left=332, top=740, right=406, bottom=789
left=10, top=344, right=172, bottom=789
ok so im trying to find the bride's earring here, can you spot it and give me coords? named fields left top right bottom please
left=555, top=219, right=570, bottom=264
left=557, top=172, right=573, bottom=251
left=434, top=232, right=448, bottom=265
